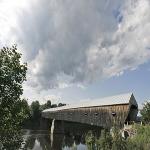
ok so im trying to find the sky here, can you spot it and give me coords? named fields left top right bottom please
left=0, top=0, right=150, bottom=106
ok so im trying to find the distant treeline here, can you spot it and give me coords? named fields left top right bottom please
left=22, top=99, right=66, bottom=129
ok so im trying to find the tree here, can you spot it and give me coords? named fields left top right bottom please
left=21, top=99, right=31, bottom=127
left=51, top=104, right=57, bottom=108
left=46, top=100, right=51, bottom=108
left=31, top=101, right=41, bottom=120
left=0, top=45, right=27, bottom=149
left=141, top=101, right=150, bottom=124
left=58, top=103, right=66, bottom=107
left=20, top=99, right=30, bottom=119
left=41, top=100, right=51, bottom=110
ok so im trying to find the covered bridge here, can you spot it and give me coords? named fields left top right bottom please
left=42, top=93, right=138, bottom=128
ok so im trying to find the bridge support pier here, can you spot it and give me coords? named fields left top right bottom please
left=52, top=120, right=64, bottom=134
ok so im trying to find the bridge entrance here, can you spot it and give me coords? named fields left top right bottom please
left=125, top=104, right=138, bottom=124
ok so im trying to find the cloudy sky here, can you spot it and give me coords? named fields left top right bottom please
left=0, top=0, right=150, bottom=105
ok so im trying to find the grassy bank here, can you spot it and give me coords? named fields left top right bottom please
left=85, top=124, right=150, bottom=150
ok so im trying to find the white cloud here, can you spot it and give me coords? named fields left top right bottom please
left=0, top=0, right=150, bottom=92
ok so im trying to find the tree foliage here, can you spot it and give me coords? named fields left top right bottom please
left=141, top=101, right=150, bottom=124
left=23, top=100, right=66, bottom=129
left=45, top=100, right=51, bottom=108
left=0, top=45, right=27, bottom=149
left=41, top=100, right=51, bottom=110
left=58, top=103, right=66, bottom=107
left=31, top=101, right=41, bottom=120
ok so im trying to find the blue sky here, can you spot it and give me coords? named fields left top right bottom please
left=0, top=0, right=150, bottom=106
left=53, top=62, right=150, bottom=106
left=85, top=62, right=150, bottom=106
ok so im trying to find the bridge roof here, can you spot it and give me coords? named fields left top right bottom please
left=43, top=92, right=134, bottom=112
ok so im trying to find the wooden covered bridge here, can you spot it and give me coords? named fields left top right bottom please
left=42, top=93, right=138, bottom=128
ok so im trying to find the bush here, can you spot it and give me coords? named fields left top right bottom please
left=112, top=127, right=127, bottom=150
left=96, top=129, right=112, bottom=150
left=127, top=125, right=150, bottom=150
left=85, top=131, right=96, bottom=150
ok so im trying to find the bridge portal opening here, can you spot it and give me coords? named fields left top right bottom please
left=125, top=104, right=138, bottom=124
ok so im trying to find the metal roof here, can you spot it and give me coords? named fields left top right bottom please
left=42, top=92, right=133, bottom=112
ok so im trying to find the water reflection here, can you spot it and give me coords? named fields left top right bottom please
left=22, top=121, right=102, bottom=150
left=51, top=119, right=55, bottom=147
left=22, top=130, right=86, bottom=150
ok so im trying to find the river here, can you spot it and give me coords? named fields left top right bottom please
left=21, top=121, right=102, bottom=150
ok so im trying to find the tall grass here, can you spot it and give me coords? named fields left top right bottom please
left=85, top=124, right=150, bottom=150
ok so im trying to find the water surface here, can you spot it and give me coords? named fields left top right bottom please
left=21, top=122, right=102, bottom=150
left=22, top=130, right=87, bottom=150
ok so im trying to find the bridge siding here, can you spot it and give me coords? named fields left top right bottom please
left=42, top=104, right=129, bottom=128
